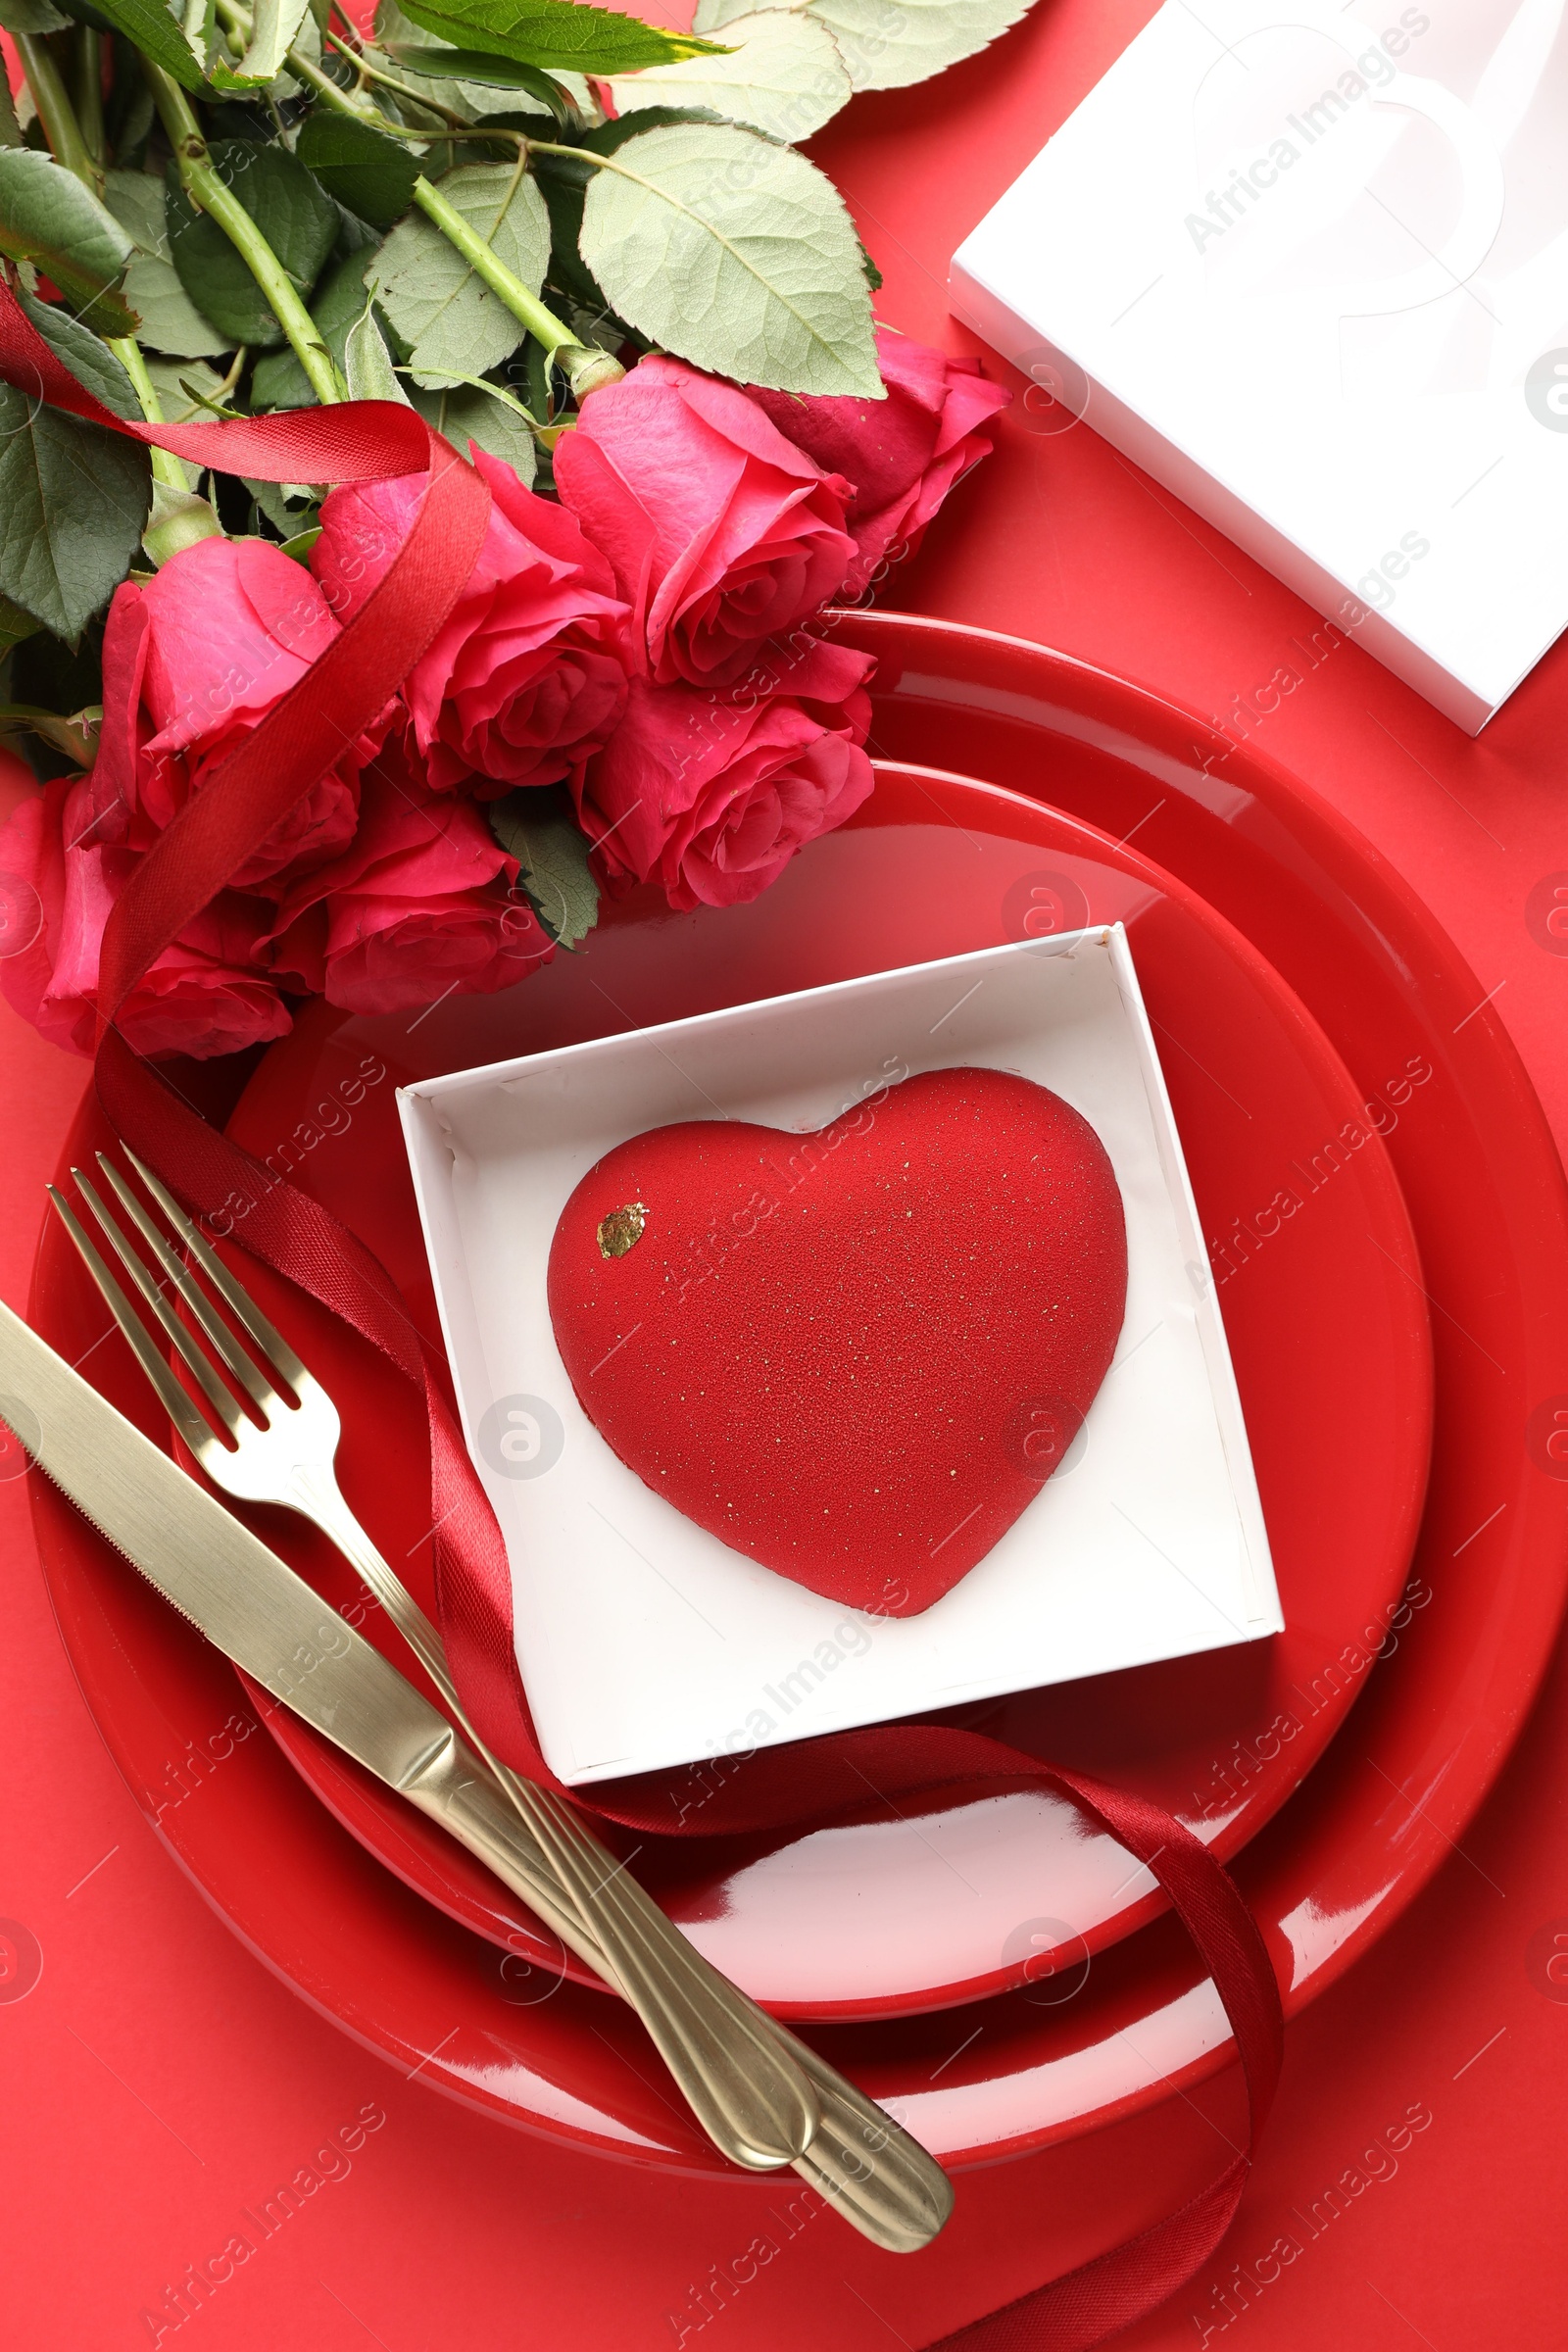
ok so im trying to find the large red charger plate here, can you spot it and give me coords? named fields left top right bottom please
left=27, top=615, right=1568, bottom=2172
left=213, top=773, right=1431, bottom=2020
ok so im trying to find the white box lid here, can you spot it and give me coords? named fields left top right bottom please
left=952, top=0, right=1568, bottom=730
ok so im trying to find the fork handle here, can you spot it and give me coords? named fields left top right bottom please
left=415, top=1746, right=951, bottom=2250
left=286, top=1464, right=951, bottom=2241
left=285, top=1466, right=816, bottom=2169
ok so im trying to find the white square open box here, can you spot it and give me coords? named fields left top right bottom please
left=399, top=928, right=1283, bottom=1787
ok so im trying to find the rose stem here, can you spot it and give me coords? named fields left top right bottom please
left=405, top=172, right=622, bottom=395
left=12, top=33, right=94, bottom=180
left=142, top=60, right=346, bottom=405
left=209, top=0, right=623, bottom=399
left=12, top=35, right=187, bottom=487
left=73, top=26, right=107, bottom=179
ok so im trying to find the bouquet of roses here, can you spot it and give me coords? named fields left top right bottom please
left=0, top=0, right=1021, bottom=1057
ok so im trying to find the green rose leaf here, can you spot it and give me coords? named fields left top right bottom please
left=529, top=106, right=710, bottom=321
left=207, top=0, right=313, bottom=89
left=70, top=0, right=207, bottom=90
left=0, top=0, right=70, bottom=33
left=603, top=10, right=850, bottom=144
left=17, top=282, right=141, bottom=416
left=251, top=248, right=376, bottom=408
left=296, top=109, right=422, bottom=231
left=344, top=301, right=410, bottom=404
left=374, top=162, right=548, bottom=388
left=411, top=376, right=536, bottom=481
left=166, top=139, right=338, bottom=347
left=576, top=120, right=881, bottom=395
left=45, top=0, right=123, bottom=32
left=144, top=356, right=230, bottom=417
left=0, top=149, right=137, bottom=335
left=372, top=0, right=557, bottom=121
left=385, top=44, right=573, bottom=117
left=399, top=0, right=723, bottom=74
left=244, top=476, right=318, bottom=535
left=0, top=388, right=151, bottom=641
left=103, top=168, right=230, bottom=357
left=0, top=596, right=40, bottom=653
left=693, top=0, right=1035, bottom=94
left=489, top=786, right=598, bottom=947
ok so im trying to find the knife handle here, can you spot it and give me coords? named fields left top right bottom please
left=402, top=1731, right=822, bottom=2170
left=760, top=2023, right=954, bottom=2253
left=295, top=1471, right=817, bottom=2173
left=288, top=1469, right=947, bottom=2241
left=405, top=1738, right=952, bottom=2250
left=506, top=1775, right=819, bottom=2170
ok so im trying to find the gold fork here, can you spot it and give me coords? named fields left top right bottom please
left=50, top=1149, right=953, bottom=2247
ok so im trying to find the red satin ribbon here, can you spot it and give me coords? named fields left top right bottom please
left=1, top=271, right=1283, bottom=2349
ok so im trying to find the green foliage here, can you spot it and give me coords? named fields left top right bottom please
left=103, top=169, right=231, bottom=357
left=693, top=0, right=1034, bottom=93
left=69, top=0, right=208, bottom=90
left=529, top=106, right=709, bottom=325
left=250, top=248, right=375, bottom=407
left=601, top=10, right=850, bottom=144
left=489, top=786, right=598, bottom=947
left=0, top=390, right=150, bottom=641
left=296, top=109, right=420, bottom=231
left=17, top=282, right=141, bottom=416
left=143, top=354, right=232, bottom=484
left=371, top=0, right=556, bottom=123
left=577, top=120, right=881, bottom=394
left=411, top=375, right=537, bottom=479
left=0, top=0, right=71, bottom=31
left=374, top=163, right=548, bottom=388
left=399, top=0, right=723, bottom=74
left=207, top=0, right=313, bottom=92
left=0, top=149, right=137, bottom=335
left=343, top=301, right=408, bottom=403
left=384, top=44, right=574, bottom=118
left=166, top=138, right=338, bottom=346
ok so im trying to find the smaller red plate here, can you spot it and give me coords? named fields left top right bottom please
left=209, top=765, right=1434, bottom=2017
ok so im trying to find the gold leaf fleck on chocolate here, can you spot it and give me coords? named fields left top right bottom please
left=597, top=1201, right=647, bottom=1259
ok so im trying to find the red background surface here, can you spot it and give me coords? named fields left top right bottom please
left=3, top=3, right=1566, bottom=2345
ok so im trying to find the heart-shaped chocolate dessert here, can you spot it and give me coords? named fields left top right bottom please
left=547, top=1067, right=1127, bottom=1615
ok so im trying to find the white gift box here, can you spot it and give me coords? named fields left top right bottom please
left=398, top=929, right=1282, bottom=1787
left=951, top=0, right=1568, bottom=734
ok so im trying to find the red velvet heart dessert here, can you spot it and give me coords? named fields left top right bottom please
left=547, top=1067, right=1128, bottom=1615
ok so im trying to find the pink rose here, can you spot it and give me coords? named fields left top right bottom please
left=89, top=534, right=378, bottom=895
left=0, top=775, right=290, bottom=1059
left=747, top=326, right=1009, bottom=595
left=576, top=636, right=875, bottom=912
left=554, top=357, right=858, bottom=691
left=312, top=449, right=631, bottom=798
left=266, top=744, right=553, bottom=1014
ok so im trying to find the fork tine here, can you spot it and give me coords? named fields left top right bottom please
left=70, top=1169, right=248, bottom=1439
left=119, top=1147, right=310, bottom=1392
left=93, top=1154, right=276, bottom=1415
left=46, top=1186, right=221, bottom=1458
